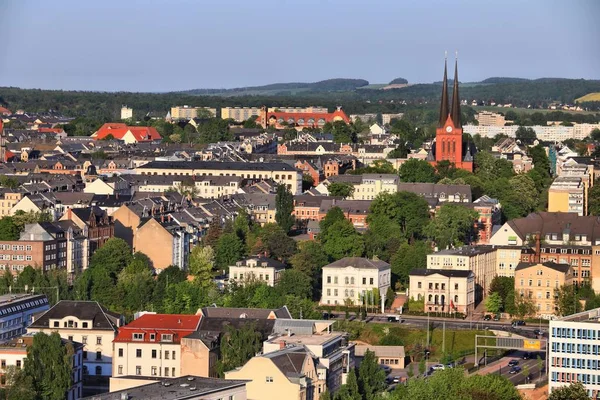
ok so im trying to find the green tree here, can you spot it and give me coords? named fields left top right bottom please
left=216, top=323, right=263, bottom=377
left=11, top=211, right=52, bottom=233
left=368, top=191, right=430, bottom=240
left=513, top=293, right=536, bottom=319
left=390, top=241, right=431, bottom=287
left=363, top=215, right=404, bottom=262
left=358, top=349, right=387, bottom=400
left=322, top=219, right=364, bottom=260
left=0, top=175, right=20, bottom=189
left=399, top=159, right=437, bottom=183
left=334, top=368, right=361, bottom=400
left=485, top=292, right=503, bottom=314
left=588, top=185, right=600, bottom=216
left=590, top=128, right=600, bottom=141
left=188, top=245, right=215, bottom=287
left=116, top=255, right=155, bottom=315
left=162, top=280, right=210, bottom=314
left=327, top=182, right=355, bottom=198
left=203, top=219, right=223, bottom=248
left=320, top=389, right=332, bottom=400
left=215, top=233, right=244, bottom=269
left=88, top=237, right=132, bottom=279
left=0, top=216, right=20, bottom=240
left=424, top=204, right=478, bottom=248
left=488, top=276, right=515, bottom=312
left=252, top=224, right=297, bottom=261
left=435, top=160, right=457, bottom=180
left=2, top=366, right=36, bottom=400
left=275, top=270, right=312, bottom=299
left=319, top=207, right=346, bottom=239
left=152, top=265, right=188, bottom=310
left=289, top=241, right=328, bottom=285
left=516, top=126, right=537, bottom=145
left=23, top=332, right=74, bottom=400
left=548, top=382, right=589, bottom=400
left=555, top=284, right=583, bottom=316
left=275, top=184, right=294, bottom=233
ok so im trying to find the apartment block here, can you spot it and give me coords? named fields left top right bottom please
left=267, top=106, right=328, bottom=114
left=320, top=257, right=391, bottom=306
left=221, top=107, right=261, bottom=122
left=170, top=106, right=216, bottom=120
left=548, top=308, right=600, bottom=399
left=0, top=294, right=49, bottom=341
left=229, top=256, right=286, bottom=287
left=514, top=262, right=573, bottom=318
left=548, top=177, right=586, bottom=216
left=475, top=111, right=506, bottom=126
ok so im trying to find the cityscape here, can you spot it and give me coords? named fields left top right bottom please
left=1, top=1, right=600, bottom=400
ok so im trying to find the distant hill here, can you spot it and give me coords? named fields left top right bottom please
left=389, top=77, right=408, bottom=85
left=181, top=78, right=369, bottom=96
left=480, top=77, right=531, bottom=84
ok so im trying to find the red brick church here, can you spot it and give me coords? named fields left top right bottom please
left=427, top=57, right=474, bottom=172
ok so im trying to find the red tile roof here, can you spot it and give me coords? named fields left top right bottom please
left=113, top=314, right=201, bottom=343
left=92, top=123, right=161, bottom=142
left=0, top=106, right=11, bottom=115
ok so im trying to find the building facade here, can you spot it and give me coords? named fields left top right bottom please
left=514, top=262, right=573, bottom=318
left=170, top=106, right=216, bottom=120
left=408, top=269, right=475, bottom=314
left=0, top=294, right=49, bottom=341
left=229, top=256, right=286, bottom=287
left=221, top=107, right=262, bottom=122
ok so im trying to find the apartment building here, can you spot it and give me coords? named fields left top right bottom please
left=495, top=246, right=522, bottom=277
left=0, top=333, right=83, bottom=400
left=408, top=269, right=475, bottom=314
left=320, top=257, right=391, bottom=306
left=221, top=107, right=262, bottom=122
left=170, top=106, right=216, bottom=120
left=463, top=123, right=600, bottom=141
left=229, top=256, right=286, bottom=287
left=134, top=217, right=190, bottom=272
left=514, top=262, right=573, bottom=318
left=120, top=106, right=133, bottom=120
left=0, top=294, right=49, bottom=341
left=268, top=106, right=328, bottom=114
left=28, top=300, right=122, bottom=395
left=0, top=191, right=25, bottom=217
left=549, top=177, right=586, bottom=216
left=136, top=161, right=302, bottom=195
left=61, top=206, right=115, bottom=257
left=548, top=308, right=600, bottom=399
left=326, top=174, right=398, bottom=201
left=475, top=111, right=506, bottom=126
left=111, top=313, right=202, bottom=389
left=317, top=199, right=371, bottom=230
left=427, top=246, right=497, bottom=302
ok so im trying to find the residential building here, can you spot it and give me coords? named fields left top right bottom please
left=317, top=199, right=371, bottom=231
left=28, top=300, right=122, bottom=395
left=91, top=123, right=161, bottom=143
left=320, top=257, right=391, bottom=306
left=0, top=294, right=49, bottom=340
left=135, top=161, right=302, bottom=195
left=0, top=333, right=83, bottom=400
left=95, top=376, right=247, bottom=399
left=463, top=123, right=600, bottom=141
left=134, top=217, right=190, bottom=272
left=514, top=261, right=573, bottom=318
left=259, top=106, right=350, bottom=129
left=229, top=256, right=286, bottom=287
left=495, top=246, right=522, bottom=278
left=354, top=345, right=405, bottom=369
left=472, top=195, right=502, bottom=244
left=221, top=107, right=262, bottom=123
left=293, top=195, right=335, bottom=223
left=548, top=307, right=600, bottom=399
left=326, top=174, right=398, bottom=201
left=170, top=106, right=216, bottom=120
left=427, top=246, right=497, bottom=302
left=408, top=269, right=475, bottom=314
left=548, top=177, right=586, bottom=216
left=60, top=206, right=115, bottom=257
left=475, top=111, right=506, bottom=126
left=267, top=106, right=328, bottom=114
left=426, top=58, right=475, bottom=172
left=111, top=313, right=202, bottom=388
left=120, top=106, right=133, bottom=120
left=0, top=191, right=25, bottom=217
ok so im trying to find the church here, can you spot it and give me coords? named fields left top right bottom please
left=427, top=57, right=475, bottom=172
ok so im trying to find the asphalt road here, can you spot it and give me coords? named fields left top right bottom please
left=477, top=350, right=546, bottom=385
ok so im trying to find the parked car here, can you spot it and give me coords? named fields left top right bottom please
left=533, top=329, right=544, bottom=336
left=508, top=359, right=519, bottom=367
left=431, top=364, right=445, bottom=371
left=493, top=314, right=500, bottom=321
left=483, top=314, right=491, bottom=321
left=522, top=352, right=531, bottom=360
left=509, top=366, right=522, bottom=374
left=387, top=315, right=403, bottom=323
left=392, top=376, right=401, bottom=383
left=512, top=320, right=526, bottom=327
left=379, top=365, right=391, bottom=374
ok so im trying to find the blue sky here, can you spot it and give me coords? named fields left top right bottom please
left=0, top=0, right=599, bottom=92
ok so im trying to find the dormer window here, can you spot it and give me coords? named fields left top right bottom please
left=161, top=334, right=173, bottom=342
left=82, top=322, right=88, bottom=328
left=53, top=321, right=59, bottom=328
left=150, top=334, right=156, bottom=341
left=133, top=333, right=144, bottom=341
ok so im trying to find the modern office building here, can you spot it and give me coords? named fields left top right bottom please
left=549, top=307, right=600, bottom=398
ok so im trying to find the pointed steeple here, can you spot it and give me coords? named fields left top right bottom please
left=450, top=54, right=461, bottom=128
left=438, top=54, right=449, bottom=127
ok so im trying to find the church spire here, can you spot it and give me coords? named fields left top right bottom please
left=450, top=54, right=461, bottom=128
left=438, top=54, right=449, bottom=127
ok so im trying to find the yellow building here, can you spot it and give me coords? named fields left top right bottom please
left=475, top=111, right=506, bottom=126
left=0, top=191, right=24, bottom=217
left=170, top=106, right=216, bottom=120
left=514, top=261, right=573, bottom=318
left=548, top=177, right=585, bottom=216
left=221, top=107, right=262, bottom=122
left=495, top=246, right=522, bottom=277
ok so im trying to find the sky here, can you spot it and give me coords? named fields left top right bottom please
left=0, top=0, right=599, bottom=92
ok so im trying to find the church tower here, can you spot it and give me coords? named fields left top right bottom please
left=429, top=55, right=473, bottom=172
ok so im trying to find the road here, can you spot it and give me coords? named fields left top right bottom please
left=475, top=350, right=546, bottom=385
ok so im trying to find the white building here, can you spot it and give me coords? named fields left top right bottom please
left=549, top=308, right=600, bottom=398
left=463, top=123, right=600, bottom=141
left=0, top=294, right=49, bottom=340
left=229, top=256, right=286, bottom=287
left=320, top=257, right=391, bottom=306
left=120, top=106, right=133, bottom=120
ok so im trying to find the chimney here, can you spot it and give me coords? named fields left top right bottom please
left=534, top=232, right=541, bottom=263
left=67, top=208, right=72, bottom=220
left=279, top=340, right=286, bottom=350
left=167, top=214, right=172, bottom=222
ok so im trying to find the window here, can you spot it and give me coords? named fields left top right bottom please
left=68, top=335, right=74, bottom=341
left=53, top=321, right=59, bottom=328
left=82, top=336, right=87, bottom=344
left=0, top=360, right=5, bottom=369
left=152, top=349, right=157, bottom=359
left=136, top=366, right=141, bottom=375
left=418, top=282, right=422, bottom=289
left=136, top=349, right=142, bottom=358
left=16, top=360, right=21, bottom=369
left=266, top=376, right=274, bottom=383
left=454, top=283, right=459, bottom=290
left=172, top=351, right=176, bottom=360
left=96, top=351, right=101, bottom=361
left=96, top=336, right=102, bottom=345
left=150, top=333, right=156, bottom=341
left=151, top=366, right=157, bottom=376
left=165, top=367, right=169, bottom=377
left=370, top=278, right=374, bottom=285
left=363, top=278, right=367, bottom=285
left=118, top=348, right=123, bottom=357
left=327, top=276, right=331, bottom=284
left=95, top=366, right=102, bottom=375
left=165, top=351, right=170, bottom=360
left=161, top=334, right=173, bottom=342
left=172, top=367, right=175, bottom=377
left=118, top=365, right=123, bottom=375
left=132, top=333, right=144, bottom=341
left=83, top=351, right=88, bottom=360
left=82, top=322, right=88, bottom=328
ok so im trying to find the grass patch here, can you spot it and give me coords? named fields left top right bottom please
left=576, top=92, right=600, bottom=103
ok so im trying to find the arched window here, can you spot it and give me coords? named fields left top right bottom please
left=345, top=277, right=349, bottom=284
left=454, top=295, right=459, bottom=304
left=434, top=295, right=439, bottom=305
left=428, top=294, right=433, bottom=302
left=350, top=277, right=355, bottom=285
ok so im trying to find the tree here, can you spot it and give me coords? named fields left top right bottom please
left=3, top=366, right=36, bottom=400
left=588, top=185, right=600, bottom=216
left=424, top=204, right=478, bottom=249
left=488, top=276, right=515, bottom=311
left=11, top=210, right=52, bottom=233
left=203, top=219, right=223, bottom=248
left=513, top=293, right=536, bottom=319
left=253, top=224, right=297, bottom=261
left=485, top=292, right=503, bottom=314
left=363, top=215, right=404, bottom=262
left=0, top=175, right=19, bottom=189
left=435, top=160, right=457, bottom=180
left=302, top=174, right=314, bottom=191
left=215, top=233, right=244, bottom=269
left=275, top=184, right=294, bottom=233
left=334, top=369, right=361, bottom=400
left=290, top=241, right=328, bottom=285
left=0, top=216, right=19, bottom=240
left=358, top=349, right=387, bottom=400
left=516, top=126, right=537, bottom=145
left=555, top=284, right=582, bottom=316
left=368, top=191, right=430, bottom=241
left=275, top=270, right=312, bottom=299
left=23, top=332, right=74, bottom=400
left=327, top=182, right=355, bottom=198
left=399, top=159, right=437, bottom=183
left=152, top=265, right=188, bottom=309
left=548, top=382, right=589, bottom=400
left=320, top=389, right=332, bottom=400
left=88, top=237, right=132, bottom=279
left=189, top=245, right=215, bottom=287
left=116, top=255, right=155, bottom=314
left=319, top=207, right=346, bottom=239
left=390, top=241, right=431, bottom=287
left=591, top=128, right=600, bottom=141
left=217, top=323, right=263, bottom=377
left=322, top=219, right=364, bottom=260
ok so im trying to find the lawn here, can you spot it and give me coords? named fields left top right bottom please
left=335, top=320, right=490, bottom=362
